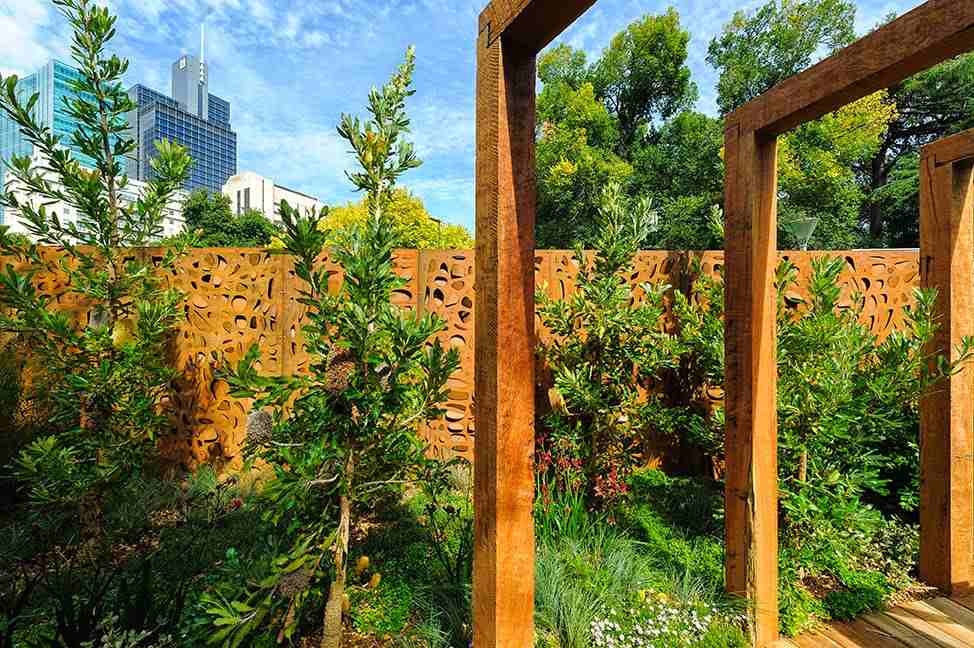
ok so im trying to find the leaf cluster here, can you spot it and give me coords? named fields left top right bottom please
left=536, top=183, right=679, bottom=506
left=0, top=0, right=191, bottom=508
left=218, top=47, right=459, bottom=642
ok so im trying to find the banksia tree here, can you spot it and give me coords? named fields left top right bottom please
left=0, top=0, right=191, bottom=509
left=224, top=47, right=459, bottom=647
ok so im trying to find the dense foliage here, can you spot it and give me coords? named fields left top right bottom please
left=535, top=0, right=974, bottom=251
left=536, top=183, right=670, bottom=507
left=534, top=191, right=972, bottom=636
left=867, top=51, right=974, bottom=244
left=534, top=8, right=696, bottom=248
left=0, top=2, right=204, bottom=646
left=0, top=0, right=191, bottom=508
left=175, top=189, right=281, bottom=247
left=320, top=188, right=472, bottom=250
left=5, top=1, right=974, bottom=646
left=221, top=48, right=461, bottom=647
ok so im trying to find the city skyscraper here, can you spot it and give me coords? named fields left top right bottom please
left=126, top=32, right=237, bottom=194
left=0, top=59, right=100, bottom=224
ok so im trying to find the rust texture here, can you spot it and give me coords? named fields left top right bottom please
left=2, top=247, right=919, bottom=469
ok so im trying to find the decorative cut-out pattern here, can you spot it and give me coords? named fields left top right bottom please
left=0, top=248, right=923, bottom=467
left=163, top=250, right=285, bottom=469
left=419, top=251, right=476, bottom=459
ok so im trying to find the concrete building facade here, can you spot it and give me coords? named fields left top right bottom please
left=3, top=151, right=187, bottom=240
left=223, top=171, right=324, bottom=224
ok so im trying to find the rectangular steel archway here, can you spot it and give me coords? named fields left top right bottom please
left=474, top=1, right=974, bottom=646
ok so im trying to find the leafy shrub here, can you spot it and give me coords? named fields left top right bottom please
left=0, top=0, right=191, bottom=512
left=648, top=264, right=725, bottom=474
left=601, top=253, right=965, bottom=634
left=0, top=16, right=247, bottom=642
left=80, top=615, right=174, bottom=648
left=350, top=578, right=415, bottom=637
left=221, top=47, right=459, bottom=646
left=823, top=570, right=890, bottom=621
left=778, top=580, right=826, bottom=638
left=189, top=534, right=320, bottom=647
left=854, top=518, right=918, bottom=591
left=536, top=182, right=680, bottom=507
left=621, top=500, right=724, bottom=590
left=414, top=463, right=473, bottom=647
left=774, top=257, right=970, bottom=526
left=0, top=336, right=38, bottom=475
left=626, top=468, right=723, bottom=538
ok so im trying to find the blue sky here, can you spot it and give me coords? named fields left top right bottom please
left=1, top=0, right=921, bottom=231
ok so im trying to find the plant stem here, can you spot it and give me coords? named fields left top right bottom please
left=321, top=455, right=353, bottom=648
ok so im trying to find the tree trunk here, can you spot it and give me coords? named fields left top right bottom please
left=321, top=461, right=353, bottom=648
left=798, top=450, right=808, bottom=483
left=868, top=149, right=889, bottom=240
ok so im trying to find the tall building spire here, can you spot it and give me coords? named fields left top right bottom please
left=201, top=23, right=205, bottom=64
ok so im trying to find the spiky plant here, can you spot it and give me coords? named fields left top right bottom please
left=0, top=0, right=191, bottom=510
left=224, top=47, right=459, bottom=647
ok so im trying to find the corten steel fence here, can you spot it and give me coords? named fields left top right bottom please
left=2, top=247, right=920, bottom=469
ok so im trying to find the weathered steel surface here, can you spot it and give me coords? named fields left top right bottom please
left=1, top=247, right=921, bottom=469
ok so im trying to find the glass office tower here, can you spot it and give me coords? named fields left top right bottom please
left=126, top=54, right=237, bottom=193
left=0, top=59, right=101, bottom=223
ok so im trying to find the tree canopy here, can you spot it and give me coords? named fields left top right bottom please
left=530, top=0, right=973, bottom=252
left=178, top=189, right=281, bottom=248
left=534, top=8, right=695, bottom=248
left=706, top=0, right=856, bottom=115
left=319, top=188, right=473, bottom=249
left=590, top=9, right=697, bottom=154
left=865, top=51, right=974, bottom=244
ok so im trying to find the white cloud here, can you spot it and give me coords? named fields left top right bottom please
left=410, top=99, right=475, bottom=158
left=237, top=118, right=354, bottom=204
left=407, top=175, right=475, bottom=229
left=0, top=0, right=65, bottom=76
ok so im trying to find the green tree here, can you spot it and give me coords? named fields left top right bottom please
left=589, top=9, right=697, bottom=155
left=534, top=10, right=697, bottom=248
left=221, top=48, right=460, bottom=647
left=866, top=52, right=974, bottom=243
left=538, top=78, right=620, bottom=151
left=707, top=0, right=856, bottom=115
left=630, top=110, right=724, bottom=249
left=320, top=188, right=472, bottom=249
left=536, top=75, right=631, bottom=248
left=536, top=121, right=632, bottom=249
left=777, top=92, right=896, bottom=248
left=0, top=0, right=191, bottom=507
left=178, top=189, right=280, bottom=247
left=707, top=0, right=898, bottom=249
left=537, top=43, right=589, bottom=89
left=870, top=152, right=921, bottom=247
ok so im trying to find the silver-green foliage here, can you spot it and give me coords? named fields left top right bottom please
left=0, top=0, right=191, bottom=505
left=217, top=47, right=460, bottom=646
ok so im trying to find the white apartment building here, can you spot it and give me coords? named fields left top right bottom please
left=222, top=171, right=324, bottom=224
left=2, top=151, right=187, bottom=240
